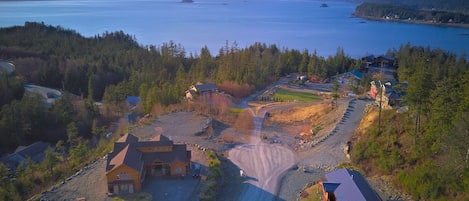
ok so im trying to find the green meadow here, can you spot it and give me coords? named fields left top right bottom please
left=272, top=89, right=318, bottom=102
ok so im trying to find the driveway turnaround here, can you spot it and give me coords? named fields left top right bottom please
left=228, top=106, right=298, bottom=201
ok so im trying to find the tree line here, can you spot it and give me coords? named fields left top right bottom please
left=360, top=0, right=469, bottom=13
left=0, top=22, right=358, bottom=154
left=355, top=2, right=469, bottom=24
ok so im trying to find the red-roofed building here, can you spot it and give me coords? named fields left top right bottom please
left=106, top=133, right=191, bottom=195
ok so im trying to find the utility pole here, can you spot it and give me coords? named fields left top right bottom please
left=378, top=59, right=385, bottom=134
left=378, top=80, right=382, bottom=134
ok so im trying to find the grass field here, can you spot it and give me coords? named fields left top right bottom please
left=299, top=183, right=322, bottom=201
left=272, top=89, right=318, bottom=102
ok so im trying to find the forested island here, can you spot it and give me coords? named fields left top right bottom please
left=0, top=22, right=468, bottom=200
left=354, top=1, right=469, bottom=28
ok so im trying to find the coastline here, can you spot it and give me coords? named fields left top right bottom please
left=353, top=13, right=469, bottom=29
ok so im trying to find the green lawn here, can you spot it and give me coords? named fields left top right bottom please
left=272, top=89, right=318, bottom=102
left=300, top=183, right=322, bottom=201
left=229, top=107, right=244, bottom=114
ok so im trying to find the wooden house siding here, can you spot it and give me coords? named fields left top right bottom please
left=170, top=160, right=187, bottom=175
left=106, top=164, right=142, bottom=191
left=138, top=146, right=172, bottom=152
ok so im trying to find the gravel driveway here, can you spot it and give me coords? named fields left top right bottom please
left=277, top=98, right=369, bottom=201
left=228, top=98, right=368, bottom=201
left=228, top=105, right=298, bottom=201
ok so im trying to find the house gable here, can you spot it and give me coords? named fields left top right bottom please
left=106, top=164, right=142, bottom=193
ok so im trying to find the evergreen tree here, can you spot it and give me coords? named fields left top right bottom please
left=404, top=65, right=434, bottom=143
left=66, top=122, right=79, bottom=148
left=43, top=146, right=59, bottom=176
left=298, top=49, right=309, bottom=75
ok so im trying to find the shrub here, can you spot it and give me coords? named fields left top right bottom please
left=200, top=150, right=223, bottom=201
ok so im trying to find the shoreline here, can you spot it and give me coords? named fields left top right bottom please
left=353, top=13, right=469, bottom=29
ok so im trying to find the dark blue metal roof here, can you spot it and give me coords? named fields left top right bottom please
left=126, top=96, right=140, bottom=106
left=350, top=70, right=364, bottom=79
left=323, top=182, right=341, bottom=193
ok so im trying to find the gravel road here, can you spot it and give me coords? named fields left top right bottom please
left=300, top=99, right=367, bottom=169
left=228, top=98, right=368, bottom=201
left=228, top=105, right=298, bottom=201
left=277, top=98, right=369, bottom=201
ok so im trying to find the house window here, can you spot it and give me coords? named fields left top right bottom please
left=120, top=184, right=128, bottom=191
left=175, top=167, right=182, bottom=173
left=117, top=172, right=130, bottom=180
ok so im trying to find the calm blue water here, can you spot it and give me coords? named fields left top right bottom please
left=1, top=0, right=469, bottom=57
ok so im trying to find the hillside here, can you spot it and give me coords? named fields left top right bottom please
left=349, top=45, right=469, bottom=200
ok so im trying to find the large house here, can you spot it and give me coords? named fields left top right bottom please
left=320, top=168, right=382, bottom=201
left=185, top=82, right=217, bottom=100
left=362, top=54, right=397, bottom=82
left=106, top=134, right=191, bottom=195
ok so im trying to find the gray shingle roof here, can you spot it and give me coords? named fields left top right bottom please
left=194, top=83, right=216, bottom=93
left=10, top=141, right=51, bottom=163
left=325, top=168, right=382, bottom=201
